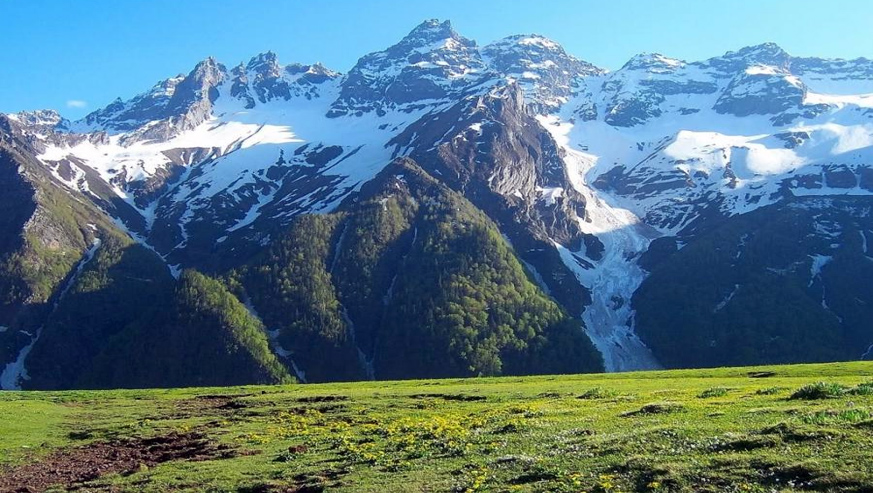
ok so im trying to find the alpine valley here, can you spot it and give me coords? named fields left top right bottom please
left=2, top=20, right=872, bottom=390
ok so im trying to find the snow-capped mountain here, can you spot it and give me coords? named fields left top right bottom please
left=482, top=34, right=605, bottom=114
left=2, top=19, right=872, bottom=389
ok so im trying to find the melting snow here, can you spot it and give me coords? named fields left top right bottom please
left=544, top=118, right=662, bottom=372
left=537, top=186, right=564, bottom=206
left=808, top=254, right=833, bottom=286
left=745, top=65, right=781, bottom=76
left=714, top=284, right=740, bottom=313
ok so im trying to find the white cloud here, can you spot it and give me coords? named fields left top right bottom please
left=66, top=100, right=88, bottom=109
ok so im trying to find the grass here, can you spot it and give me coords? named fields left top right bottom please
left=697, top=387, right=729, bottom=399
left=0, top=361, right=872, bottom=492
left=789, top=381, right=850, bottom=400
left=0, top=399, right=71, bottom=465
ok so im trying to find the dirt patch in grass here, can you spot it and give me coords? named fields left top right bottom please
left=295, top=395, right=349, bottom=404
left=621, top=402, right=684, bottom=417
left=242, top=467, right=351, bottom=492
left=0, top=431, right=250, bottom=492
left=408, top=393, right=486, bottom=402
left=748, top=371, right=777, bottom=378
left=711, top=434, right=781, bottom=452
left=155, top=393, right=257, bottom=420
left=759, top=422, right=836, bottom=442
left=196, top=393, right=255, bottom=401
left=537, top=391, right=564, bottom=399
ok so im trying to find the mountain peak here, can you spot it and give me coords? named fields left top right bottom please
left=501, top=34, right=563, bottom=51
left=738, top=42, right=789, bottom=57
left=9, top=109, right=67, bottom=129
left=329, top=19, right=483, bottom=117
left=621, top=52, right=684, bottom=71
left=246, top=51, right=282, bottom=79
left=404, top=19, right=458, bottom=43
left=189, top=56, right=227, bottom=83
left=392, top=19, right=473, bottom=54
left=718, top=42, right=791, bottom=69
left=247, top=51, right=279, bottom=68
left=194, top=56, right=221, bottom=70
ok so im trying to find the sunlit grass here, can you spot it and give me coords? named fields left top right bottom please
left=0, top=361, right=872, bottom=491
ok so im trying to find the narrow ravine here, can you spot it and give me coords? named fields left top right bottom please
left=340, top=308, right=376, bottom=380
left=1, top=238, right=102, bottom=390
left=241, top=295, right=308, bottom=383
left=549, top=134, right=663, bottom=372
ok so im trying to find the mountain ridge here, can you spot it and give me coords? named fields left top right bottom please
left=2, top=19, right=872, bottom=389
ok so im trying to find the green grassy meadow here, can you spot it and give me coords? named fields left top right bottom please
left=2, top=361, right=873, bottom=492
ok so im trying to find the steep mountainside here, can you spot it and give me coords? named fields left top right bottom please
left=634, top=196, right=873, bottom=368
left=2, top=19, right=872, bottom=388
left=233, top=159, right=602, bottom=382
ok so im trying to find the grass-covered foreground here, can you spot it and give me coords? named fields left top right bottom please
left=2, top=362, right=873, bottom=492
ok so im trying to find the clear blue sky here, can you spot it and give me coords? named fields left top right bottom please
left=2, top=0, right=872, bottom=119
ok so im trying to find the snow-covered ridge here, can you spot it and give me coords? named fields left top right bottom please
left=7, top=20, right=873, bottom=374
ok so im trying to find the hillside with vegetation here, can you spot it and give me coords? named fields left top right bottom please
left=634, top=197, right=873, bottom=369
left=234, top=159, right=602, bottom=382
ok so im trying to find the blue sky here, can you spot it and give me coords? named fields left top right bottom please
left=2, top=0, right=872, bottom=119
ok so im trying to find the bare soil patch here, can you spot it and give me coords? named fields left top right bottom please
left=0, top=431, right=248, bottom=492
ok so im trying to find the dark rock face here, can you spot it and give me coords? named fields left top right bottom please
left=824, top=165, right=858, bottom=188
left=127, top=161, right=186, bottom=208
left=792, top=55, right=873, bottom=84
left=80, top=58, right=227, bottom=143
left=603, top=90, right=665, bottom=127
left=230, top=64, right=256, bottom=109
left=246, top=52, right=291, bottom=104
left=714, top=71, right=806, bottom=118
left=774, top=131, right=810, bottom=149
left=0, top=149, right=37, bottom=259
left=861, top=166, right=873, bottom=191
